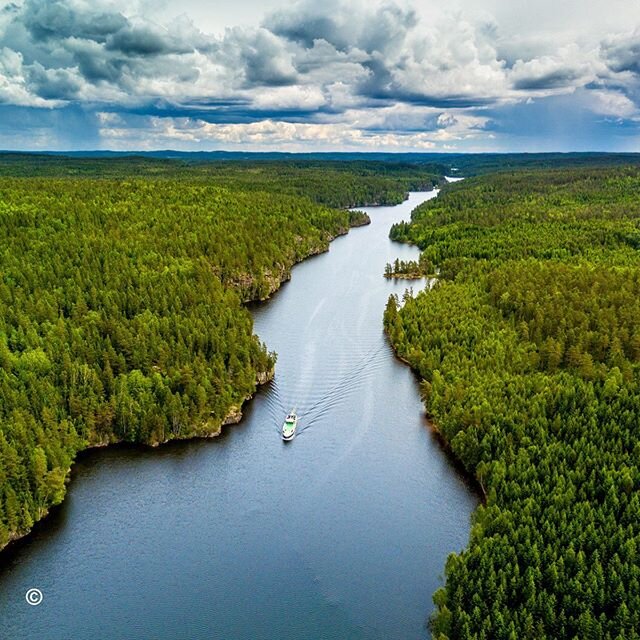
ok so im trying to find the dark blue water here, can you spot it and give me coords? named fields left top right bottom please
left=0, top=191, right=477, bottom=640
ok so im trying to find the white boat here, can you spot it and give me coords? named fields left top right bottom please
left=282, top=410, right=298, bottom=441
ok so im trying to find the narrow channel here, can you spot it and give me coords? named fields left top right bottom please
left=0, top=190, right=477, bottom=640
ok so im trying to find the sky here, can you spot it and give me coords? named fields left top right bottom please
left=1, top=0, right=640, bottom=152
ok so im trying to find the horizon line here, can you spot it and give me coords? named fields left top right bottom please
left=2, top=149, right=640, bottom=157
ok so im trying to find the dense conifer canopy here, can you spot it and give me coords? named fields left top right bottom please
left=386, top=167, right=640, bottom=639
left=0, top=157, right=441, bottom=550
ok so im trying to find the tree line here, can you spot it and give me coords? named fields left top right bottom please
left=0, top=160, right=442, bottom=550
left=385, top=167, right=640, bottom=639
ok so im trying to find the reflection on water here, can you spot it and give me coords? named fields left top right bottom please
left=0, top=191, right=477, bottom=640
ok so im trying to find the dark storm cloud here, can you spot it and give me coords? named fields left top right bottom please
left=267, top=13, right=340, bottom=49
left=265, top=0, right=417, bottom=55
left=109, top=98, right=331, bottom=122
left=223, top=28, right=298, bottom=86
left=27, top=61, right=83, bottom=100
left=68, top=40, right=126, bottom=83
left=601, top=32, right=640, bottom=75
left=22, top=0, right=128, bottom=42
left=512, top=68, right=585, bottom=91
left=105, top=26, right=194, bottom=56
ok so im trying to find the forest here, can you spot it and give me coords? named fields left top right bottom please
left=0, top=154, right=446, bottom=208
left=0, top=158, right=442, bottom=551
left=384, top=255, right=436, bottom=279
left=11, top=150, right=640, bottom=176
left=385, top=167, right=640, bottom=639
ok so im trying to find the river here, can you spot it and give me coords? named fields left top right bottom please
left=0, top=189, right=477, bottom=640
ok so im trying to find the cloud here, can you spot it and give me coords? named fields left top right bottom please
left=588, top=89, right=638, bottom=118
left=0, top=46, right=61, bottom=106
left=250, top=85, right=325, bottom=111
left=220, top=27, right=297, bottom=86
left=90, top=99, right=491, bottom=152
left=265, top=0, right=418, bottom=56
left=266, top=2, right=510, bottom=107
left=105, top=25, right=194, bottom=56
left=0, top=0, right=640, bottom=150
left=601, top=29, right=640, bottom=76
left=97, top=114, right=447, bottom=151
left=21, top=0, right=128, bottom=43
left=510, top=49, right=598, bottom=91
left=27, top=60, right=84, bottom=99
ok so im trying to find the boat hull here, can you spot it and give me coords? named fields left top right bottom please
left=281, top=414, right=298, bottom=441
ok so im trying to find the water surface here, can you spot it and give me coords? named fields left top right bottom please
left=0, top=190, right=477, bottom=640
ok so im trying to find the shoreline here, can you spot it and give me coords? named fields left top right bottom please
left=0, top=363, right=276, bottom=558
left=239, top=212, right=372, bottom=303
left=385, top=331, right=488, bottom=504
left=383, top=273, right=428, bottom=280
left=0, top=193, right=404, bottom=556
left=382, top=178, right=486, bottom=504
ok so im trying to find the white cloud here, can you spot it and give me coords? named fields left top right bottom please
left=509, top=46, right=601, bottom=92
left=95, top=107, right=492, bottom=151
left=0, top=46, right=62, bottom=107
left=588, top=90, right=638, bottom=118
left=251, top=85, right=326, bottom=111
left=1, top=0, right=640, bottom=150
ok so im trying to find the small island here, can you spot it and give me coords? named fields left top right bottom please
left=383, top=256, right=435, bottom=279
left=348, top=210, right=372, bottom=227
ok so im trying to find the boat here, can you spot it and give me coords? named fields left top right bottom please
left=282, top=410, right=298, bottom=441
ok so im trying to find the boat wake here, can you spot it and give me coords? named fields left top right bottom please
left=264, top=342, right=388, bottom=436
